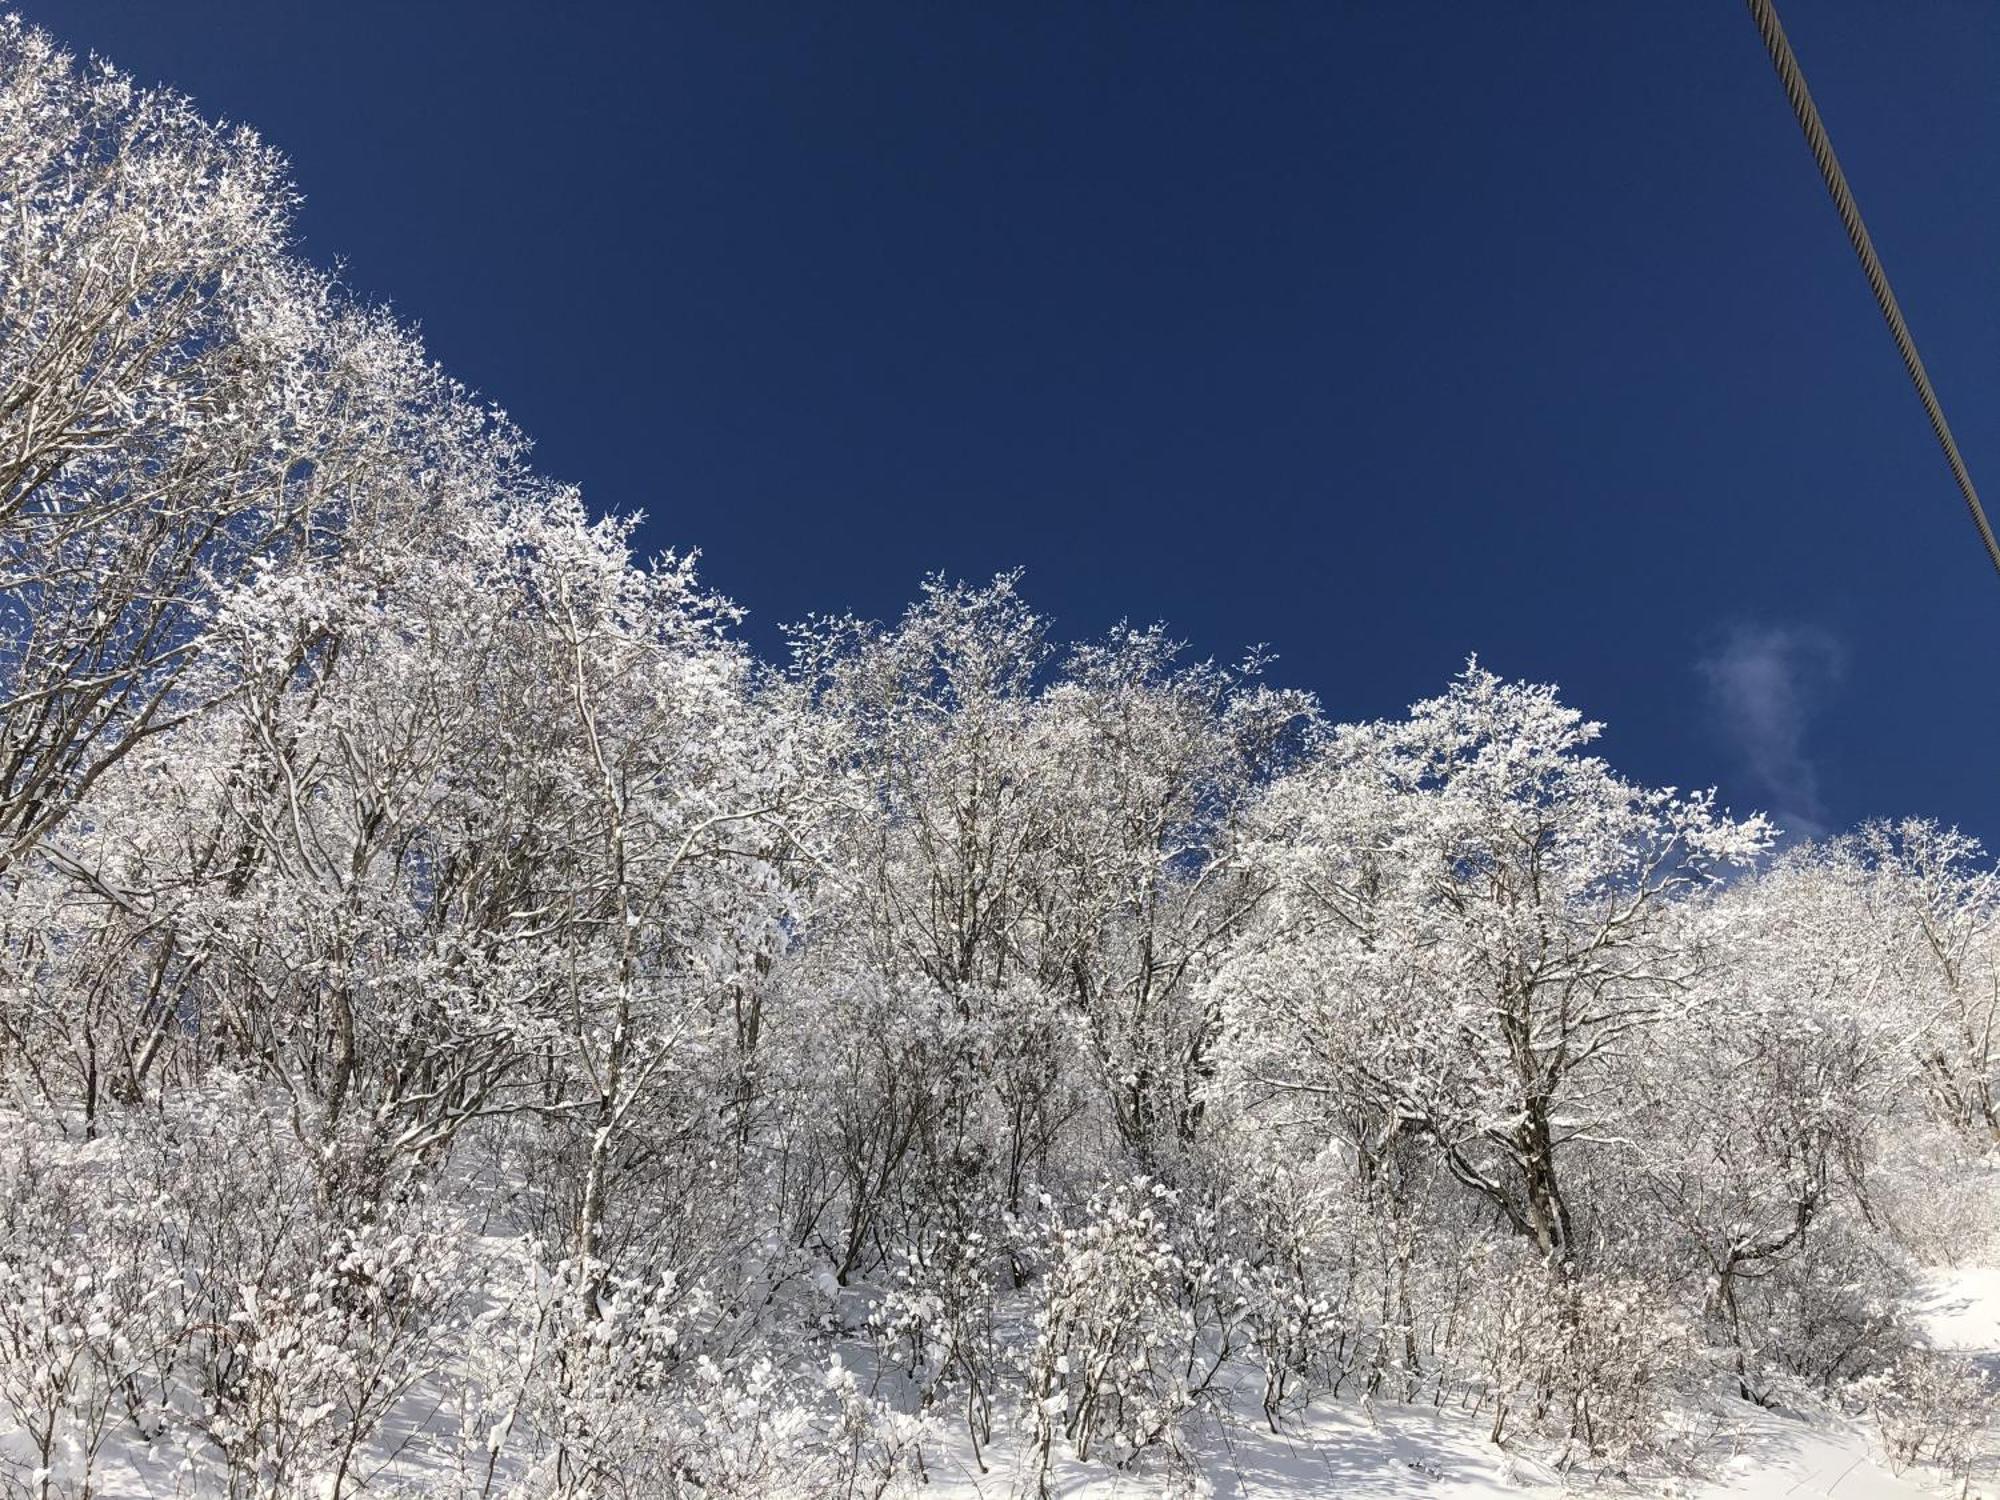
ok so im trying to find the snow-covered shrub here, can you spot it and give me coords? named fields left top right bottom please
left=1870, top=1126, right=2000, bottom=1266
left=1167, top=1145, right=1372, bottom=1428
left=206, top=1226, right=464, bottom=1500
left=0, top=1247, right=170, bottom=1500
left=1226, top=1180, right=1356, bottom=1426
left=1851, top=1349, right=1997, bottom=1479
left=0, top=1088, right=473, bottom=1500
left=1460, top=1245, right=1689, bottom=1464
left=497, top=1256, right=708, bottom=1497
left=702, top=1355, right=934, bottom=1500
left=1017, top=1179, right=1217, bottom=1494
left=1743, top=1217, right=1913, bottom=1397
left=870, top=1211, right=1003, bottom=1467
left=441, top=1243, right=932, bottom=1500
left=0, top=1088, right=328, bottom=1497
left=121, top=1085, right=328, bottom=1427
left=1542, top=1273, right=1691, bottom=1466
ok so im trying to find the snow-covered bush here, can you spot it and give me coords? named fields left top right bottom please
left=1459, top=1246, right=1688, bottom=1462
left=1869, top=1125, right=2000, bottom=1266
left=1018, top=1180, right=1219, bottom=1492
left=1745, top=1218, right=1914, bottom=1398
left=1211, top=1157, right=1362, bottom=1428
left=1851, top=1349, right=1997, bottom=1479
left=870, top=1211, right=1004, bottom=1467
left=206, top=1227, right=464, bottom=1500
left=0, top=1247, right=169, bottom=1500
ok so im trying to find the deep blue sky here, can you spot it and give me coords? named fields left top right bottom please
left=24, top=2, right=2000, bottom=840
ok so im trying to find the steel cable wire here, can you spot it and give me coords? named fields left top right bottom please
left=1745, top=0, right=2000, bottom=579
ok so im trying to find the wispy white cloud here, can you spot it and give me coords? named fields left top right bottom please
left=1697, top=623, right=1843, bottom=842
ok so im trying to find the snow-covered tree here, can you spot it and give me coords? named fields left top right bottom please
left=1220, top=663, right=1770, bottom=1269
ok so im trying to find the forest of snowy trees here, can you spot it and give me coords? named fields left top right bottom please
left=1, top=18, right=1996, bottom=1498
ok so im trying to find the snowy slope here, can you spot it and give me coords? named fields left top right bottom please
left=1920, top=1266, right=2000, bottom=1369
left=926, top=1399, right=1959, bottom=1500
left=32, top=1264, right=1999, bottom=1498
left=917, top=1266, right=2000, bottom=1500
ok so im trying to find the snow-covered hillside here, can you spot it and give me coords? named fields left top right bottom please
left=8, top=13, right=2000, bottom=1497
left=21, top=1258, right=1993, bottom=1498
left=913, top=1265, right=2000, bottom=1498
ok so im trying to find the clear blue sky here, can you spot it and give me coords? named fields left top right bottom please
left=23, top=1, right=2000, bottom=841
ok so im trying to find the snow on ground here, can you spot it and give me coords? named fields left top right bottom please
left=1919, top=1265, right=2000, bottom=1371
left=927, top=1397, right=1954, bottom=1500
left=923, top=1267, right=2000, bottom=1499
left=1678, top=1405, right=1952, bottom=1500
left=34, top=1263, right=2000, bottom=1497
